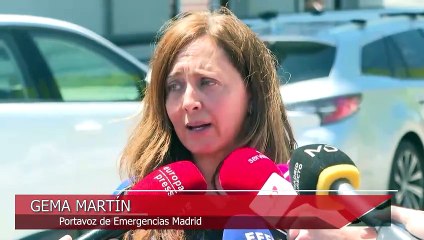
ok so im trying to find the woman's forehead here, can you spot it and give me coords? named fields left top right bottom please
left=169, top=36, right=226, bottom=73
left=176, top=36, right=218, bottom=59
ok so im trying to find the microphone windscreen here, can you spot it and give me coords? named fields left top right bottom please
left=289, top=144, right=359, bottom=193
left=217, top=147, right=282, bottom=193
left=128, top=161, right=207, bottom=196
left=222, top=228, right=275, bottom=240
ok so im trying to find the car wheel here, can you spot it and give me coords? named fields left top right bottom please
left=389, top=140, right=424, bottom=210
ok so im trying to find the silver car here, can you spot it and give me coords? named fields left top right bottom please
left=256, top=9, right=424, bottom=210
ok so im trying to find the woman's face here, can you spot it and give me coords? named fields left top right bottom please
left=165, top=35, right=249, bottom=160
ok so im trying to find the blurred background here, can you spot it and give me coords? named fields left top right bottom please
left=2, top=0, right=424, bottom=239
left=1, top=0, right=422, bottom=62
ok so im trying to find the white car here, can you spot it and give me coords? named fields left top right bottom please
left=256, top=9, right=424, bottom=209
left=0, top=14, right=149, bottom=239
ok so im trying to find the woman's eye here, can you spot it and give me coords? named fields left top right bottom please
left=200, top=78, right=216, bottom=87
left=167, top=82, right=182, bottom=92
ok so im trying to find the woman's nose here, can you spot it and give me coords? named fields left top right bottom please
left=182, top=85, right=201, bottom=112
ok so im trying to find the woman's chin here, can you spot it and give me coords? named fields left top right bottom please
left=186, top=145, right=219, bottom=157
left=188, top=148, right=215, bottom=156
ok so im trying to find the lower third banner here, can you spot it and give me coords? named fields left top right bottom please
left=15, top=194, right=392, bottom=230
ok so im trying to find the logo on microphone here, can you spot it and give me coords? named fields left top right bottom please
left=248, top=152, right=270, bottom=164
left=245, top=231, right=274, bottom=240
left=154, top=166, right=184, bottom=196
left=292, top=162, right=302, bottom=191
left=303, top=144, right=338, bottom=158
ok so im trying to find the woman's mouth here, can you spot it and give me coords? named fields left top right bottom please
left=186, top=123, right=212, bottom=131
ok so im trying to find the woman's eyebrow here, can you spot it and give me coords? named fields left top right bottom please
left=166, top=71, right=182, bottom=82
left=167, top=62, right=217, bottom=81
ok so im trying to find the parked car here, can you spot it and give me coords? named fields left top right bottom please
left=251, top=9, right=424, bottom=209
left=0, top=14, right=150, bottom=240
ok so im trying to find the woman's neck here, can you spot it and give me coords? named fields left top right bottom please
left=193, top=153, right=226, bottom=190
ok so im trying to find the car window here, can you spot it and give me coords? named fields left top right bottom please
left=386, top=37, right=408, bottom=79
left=390, top=29, right=424, bottom=79
left=32, top=34, right=141, bottom=101
left=0, top=37, right=27, bottom=101
left=361, top=38, right=391, bottom=77
left=267, top=41, right=336, bottom=84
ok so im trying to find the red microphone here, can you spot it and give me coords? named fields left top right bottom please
left=77, top=161, right=207, bottom=240
left=216, top=147, right=296, bottom=195
left=128, top=161, right=207, bottom=196
left=215, top=147, right=297, bottom=232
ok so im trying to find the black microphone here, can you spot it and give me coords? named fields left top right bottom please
left=288, top=144, right=419, bottom=240
left=289, top=144, right=360, bottom=195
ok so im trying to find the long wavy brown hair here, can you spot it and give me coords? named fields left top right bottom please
left=120, top=7, right=296, bottom=240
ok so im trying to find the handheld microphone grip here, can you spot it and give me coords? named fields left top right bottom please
left=76, top=161, right=207, bottom=240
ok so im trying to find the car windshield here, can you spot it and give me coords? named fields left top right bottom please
left=266, top=41, right=336, bottom=84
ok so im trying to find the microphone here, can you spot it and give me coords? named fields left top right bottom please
left=222, top=228, right=275, bottom=240
left=215, top=147, right=295, bottom=238
left=77, top=161, right=207, bottom=240
left=222, top=215, right=284, bottom=240
left=128, top=160, right=207, bottom=196
left=288, top=144, right=360, bottom=195
left=216, top=147, right=296, bottom=196
left=288, top=144, right=419, bottom=240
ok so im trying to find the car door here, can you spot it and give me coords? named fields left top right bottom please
left=0, top=27, right=146, bottom=239
left=386, top=29, right=424, bottom=209
left=16, top=27, right=146, bottom=194
left=389, top=29, right=424, bottom=118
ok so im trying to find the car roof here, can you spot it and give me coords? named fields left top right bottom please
left=248, top=8, right=424, bottom=44
left=244, top=7, right=424, bottom=28
left=0, top=14, right=149, bottom=73
left=253, top=9, right=424, bottom=83
left=268, top=7, right=424, bottom=22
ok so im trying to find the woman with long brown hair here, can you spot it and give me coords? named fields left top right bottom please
left=60, top=7, right=376, bottom=240
left=120, top=7, right=295, bottom=240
